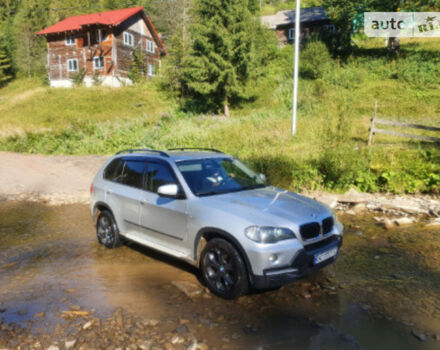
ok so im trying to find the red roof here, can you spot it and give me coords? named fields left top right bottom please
left=37, top=6, right=144, bottom=35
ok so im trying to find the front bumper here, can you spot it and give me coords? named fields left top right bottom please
left=252, top=235, right=342, bottom=289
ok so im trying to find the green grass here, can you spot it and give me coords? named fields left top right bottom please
left=0, top=38, right=439, bottom=194
left=0, top=79, right=169, bottom=133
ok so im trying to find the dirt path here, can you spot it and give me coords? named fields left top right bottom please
left=0, top=151, right=439, bottom=221
left=0, top=152, right=108, bottom=204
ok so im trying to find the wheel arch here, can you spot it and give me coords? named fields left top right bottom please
left=194, top=227, right=254, bottom=285
left=92, top=201, right=115, bottom=225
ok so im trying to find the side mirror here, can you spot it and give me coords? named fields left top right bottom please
left=259, top=174, right=266, bottom=182
left=157, top=184, right=180, bottom=198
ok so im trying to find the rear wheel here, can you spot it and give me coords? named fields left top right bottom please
left=96, top=210, right=121, bottom=248
left=201, top=238, right=248, bottom=299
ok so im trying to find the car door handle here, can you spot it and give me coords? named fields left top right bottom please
left=140, top=199, right=148, bottom=205
left=106, top=189, right=113, bottom=195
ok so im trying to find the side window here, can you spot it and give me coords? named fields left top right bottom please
left=145, top=162, right=178, bottom=193
left=118, top=160, right=146, bottom=189
left=103, top=158, right=123, bottom=181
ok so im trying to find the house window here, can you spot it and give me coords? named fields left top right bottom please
left=146, top=40, right=154, bottom=53
left=147, top=63, right=155, bottom=76
left=96, top=29, right=108, bottom=43
left=67, top=59, right=78, bottom=72
left=66, top=35, right=76, bottom=46
left=288, top=28, right=296, bottom=40
left=323, top=24, right=335, bottom=33
left=123, top=32, right=134, bottom=46
left=93, top=56, right=104, bottom=70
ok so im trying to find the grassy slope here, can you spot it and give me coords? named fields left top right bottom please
left=0, top=38, right=439, bottom=194
left=0, top=78, right=168, bottom=134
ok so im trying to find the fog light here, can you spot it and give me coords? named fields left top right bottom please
left=269, top=254, right=278, bottom=263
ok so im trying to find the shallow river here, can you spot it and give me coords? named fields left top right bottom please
left=0, top=201, right=439, bottom=349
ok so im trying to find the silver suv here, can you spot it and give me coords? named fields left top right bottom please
left=90, top=148, right=343, bottom=299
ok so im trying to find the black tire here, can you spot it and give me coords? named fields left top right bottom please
left=96, top=210, right=122, bottom=249
left=200, top=238, right=249, bottom=299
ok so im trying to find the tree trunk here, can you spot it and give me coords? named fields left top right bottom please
left=224, top=103, right=230, bottom=118
left=387, top=37, right=400, bottom=56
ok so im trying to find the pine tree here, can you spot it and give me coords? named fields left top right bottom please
left=0, top=44, right=12, bottom=85
left=13, top=0, right=51, bottom=77
left=182, top=0, right=256, bottom=116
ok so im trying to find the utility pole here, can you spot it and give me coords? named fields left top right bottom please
left=292, top=0, right=301, bottom=135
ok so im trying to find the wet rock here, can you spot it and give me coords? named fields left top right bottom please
left=65, top=340, right=77, bottom=349
left=174, top=325, right=188, bottom=334
left=301, top=292, right=312, bottom=299
left=139, top=341, right=153, bottom=350
left=82, top=320, right=93, bottom=330
left=231, top=332, right=241, bottom=340
left=394, top=217, right=415, bottom=226
left=47, top=346, right=59, bottom=350
left=383, top=219, right=394, bottom=230
left=426, top=218, right=440, bottom=227
left=186, top=342, right=209, bottom=350
left=337, top=188, right=374, bottom=204
left=171, top=335, right=184, bottom=344
left=353, top=203, right=367, bottom=214
left=0, top=308, right=6, bottom=313
left=171, top=281, right=203, bottom=298
left=114, top=308, right=124, bottom=327
left=243, top=323, right=258, bottom=334
left=144, top=319, right=159, bottom=327
left=411, top=330, right=427, bottom=342
left=360, top=304, right=370, bottom=312
left=18, top=309, right=27, bottom=316
left=381, top=199, right=429, bottom=215
left=317, top=195, right=338, bottom=208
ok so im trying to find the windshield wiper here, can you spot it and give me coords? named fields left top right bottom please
left=196, top=184, right=266, bottom=197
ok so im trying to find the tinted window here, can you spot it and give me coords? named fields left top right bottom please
left=103, top=158, right=123, bottom=181
left=146, top=162, right=178, bottom=193
left=118, top=161, right=146, bottom=189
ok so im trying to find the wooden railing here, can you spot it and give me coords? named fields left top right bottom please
left=368, top=102, right=440, bottom=146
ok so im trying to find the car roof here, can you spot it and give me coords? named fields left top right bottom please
left=114, top=150, right=231, bottom=162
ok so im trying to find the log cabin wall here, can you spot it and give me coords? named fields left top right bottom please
left=113, top=13, right=161, bottom=78
left=47, top=29, right=114, bottom=81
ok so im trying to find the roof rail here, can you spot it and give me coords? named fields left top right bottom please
left=167, top=147, right=223, bottom=153
left=115, top=148, right=169, bottom=157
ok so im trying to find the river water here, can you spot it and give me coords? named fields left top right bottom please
left=0, top=201, right=439, bottom=349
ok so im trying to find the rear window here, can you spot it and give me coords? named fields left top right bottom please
left=103, top=158, right=146, bottom=189
left=103, top=158, right=123, bottom=181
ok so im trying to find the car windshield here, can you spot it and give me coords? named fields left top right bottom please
left=177, top=158, right=266, bottom=197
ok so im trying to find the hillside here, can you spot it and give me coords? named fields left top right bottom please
left=0, top=38, right=439, bottom=194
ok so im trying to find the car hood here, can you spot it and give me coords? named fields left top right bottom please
left=201, top=186, right=331, bottom=225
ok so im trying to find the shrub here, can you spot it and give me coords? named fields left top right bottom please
left=300, top=40, right=333, bottom=79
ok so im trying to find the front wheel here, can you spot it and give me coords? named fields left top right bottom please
left=96, top=210, right=121, bottom=248
left=200, top=238, right=249, bottom=299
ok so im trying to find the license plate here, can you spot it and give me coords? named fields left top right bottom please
left=314, top=247, right=338, bottom=264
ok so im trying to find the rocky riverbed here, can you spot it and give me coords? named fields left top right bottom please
left=1, top=201, right=440, bottom=349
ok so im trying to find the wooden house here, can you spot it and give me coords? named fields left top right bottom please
left=37, top=6, right=167, bottom=87
left=261, top=7, right=334, bottom=47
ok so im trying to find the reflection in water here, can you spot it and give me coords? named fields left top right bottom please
left=0, top=201, right=439, bottom=349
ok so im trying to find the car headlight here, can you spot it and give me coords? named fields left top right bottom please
left=244, top=226, right=296, bottom=244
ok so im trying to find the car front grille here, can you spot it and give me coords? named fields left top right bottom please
left=322, top=216, right=334, bottom=234
left=299, top=222, right=321, bottom=240
left=299, top=216, right=334, bottom=240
